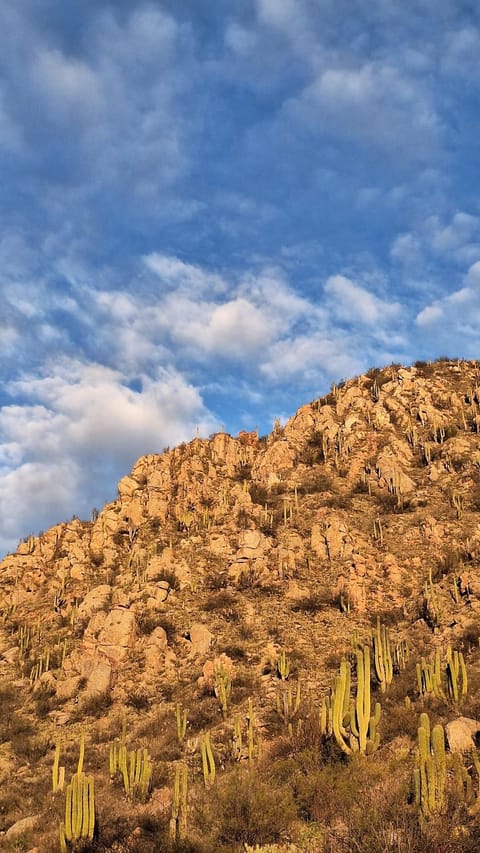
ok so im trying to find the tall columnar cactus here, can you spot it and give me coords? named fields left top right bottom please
left=423, top=568, right=442, bottom=630
left=52, top=737, right=65, bottom=794
left=247, top=698, right=256, bottom=764
left=60, top=771, right=95, bottom=849
left=232, top=714, right=243, bottom=761
left=276, top=681, right=301, bottom=735
left=393, top=639, right=409, bottom=672
left=232, top=699, right=257, bottom=763
left=214, top=663, right=232, bottom=718
left=169, top=763, right=188, bottom=842
left=176, top=703, right=188, bottom=742
left=200, top=733, right=216, bottom=786
left=373, top=618, right=393, bottom=692
left=413, top=713, right=447, bottom=819
left=416, top=646, right=467, bottom=705
left=118, top=745, right=152, bottom=801
left=319, top=694, right=333, bottom=737
left=416, top=650, right=446, bottom=701
left=331, top=647, right=381, bottom=755
left=445, top=644, right=468, bottom=704
left=276, top=650, right=290, bottom=681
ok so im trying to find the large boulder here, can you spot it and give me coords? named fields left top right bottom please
left=97, top=607, right=137, bottom=663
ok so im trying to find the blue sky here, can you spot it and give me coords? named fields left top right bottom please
left=1, top=0, right=480, bottom=554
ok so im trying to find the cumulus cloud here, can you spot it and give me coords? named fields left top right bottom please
left=284, top=60, right=439, bottom=161
left=392, top=211, right=480, bottom=270
left=324, top=275, right=401, bottom=326
left=0, top=358, right=215, bottom=554
left=414, top=262, right=480, bottom=355
left=260, top=332, right=363, bottom=383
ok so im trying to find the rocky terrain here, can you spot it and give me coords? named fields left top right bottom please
left=3, top=359, right=480, bottom=851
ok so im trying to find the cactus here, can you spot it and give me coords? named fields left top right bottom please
left=423, top=568, right=442, bottom=630
left=214, top=663, right=232, bottom=718
left=176, top=703, right=188, bottom=742
left=393, top=639, right=409, bottom=672
left=372, top=619, right=393, bottom=692
left=232, top=713, right=243, bottom=761
left=247, top=698, right=256, bottom=764
left=319, top=694, right=332, bottom=737
left=413, top=713, right=446, bottom=819
left=276, top=681, right=301, bottom=735
left=200, top=732, right=216, bottom=786
left=416, top=646, right=467, bottom=705
left=61, top=771, right=95, bottom=845
left=276, top=650, right=290, bottom=681
left=331, top=648, right=381, bottom=755
left=232, top=699, right=257, bottom=763
left=117, top=745, right=152, bottom=800
left=52, top=737, right=65, bottom=794
left=445, top=644, right=468, bottom=704
left=169, top=763, right=188, bottom=841
left=452, top=491, right=464, bottom=519
left=373, top=518, right=383, bottom=545
left=77, top=731, right=85, bottom=775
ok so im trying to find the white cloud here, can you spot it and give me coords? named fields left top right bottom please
left=392, top=211, right=480, bottom=269
left=414, top=261, right=480, bottom=342
left=324, top=275, right=401, bottom=325
left=34, top=49, right=105, bottom=125
left=260, top=332, right=363, bottom=383
left=144, top=253, right=227, bottom=295
left=415, top=304, right=444, bottom=326
left=284, top=61, right=439, bottom=159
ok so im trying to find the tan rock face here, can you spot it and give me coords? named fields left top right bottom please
left=311, top=512, right=352, bottom=561
left=96, top=608, right=137, bottom=663
left=187, top=623, right=213, bottom=656
left=78, top=585, right=112, bottom=619
left=82, top=657, right=113, bottom=698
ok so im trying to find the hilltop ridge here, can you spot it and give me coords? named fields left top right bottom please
left=3, top=358, right=480, bottom=851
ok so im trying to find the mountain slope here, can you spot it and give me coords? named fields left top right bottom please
left=2, top=358, right=480, bottom=852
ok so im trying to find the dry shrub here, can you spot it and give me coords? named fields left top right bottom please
left=201, top=767, right=296, bottom=847
left=290, top=592, right=328, bottom=614
left=203, top=590, right=239, bottom=622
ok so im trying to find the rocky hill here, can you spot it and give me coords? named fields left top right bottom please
left=3, top=359, right=480, bottom=852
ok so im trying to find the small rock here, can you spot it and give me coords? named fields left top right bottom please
left=5, top=814, right=40, bottom=840
left=446, top=717, right=480, bottom=753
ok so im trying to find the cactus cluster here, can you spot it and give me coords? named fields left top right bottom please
left=331, top=647, right=381, bottom=755
left=59, top=772, right=95, bottom=851
left=110, top=743, right=152, bottom=801
left=233, top=698, right=257, bottom=763
left=372, top=618, right=393, bottom=692
left=200, top=732, right=216, bottom=786
left=276, top=681, right=301, bottom=736
left=58, top=733, right=95, bottom=851
left=214, top=662, right=232, bottom=718
left=416, top=645, right=467, bottom=704
left=276, top=649, right=290, bottom=681
left=413, top=713, right=446, bottom=819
